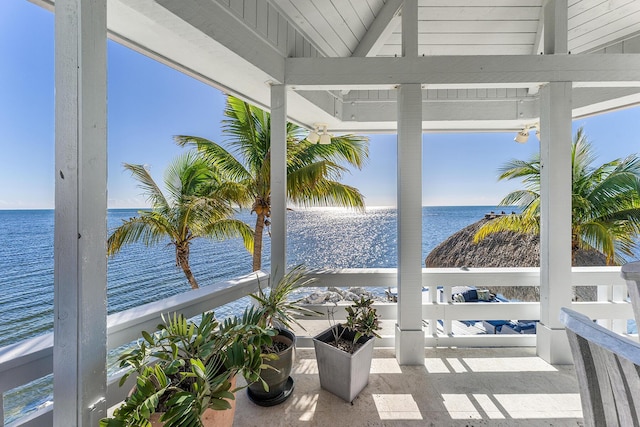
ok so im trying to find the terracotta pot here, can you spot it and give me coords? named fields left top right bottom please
left=148, top=376, right=237, bottom=427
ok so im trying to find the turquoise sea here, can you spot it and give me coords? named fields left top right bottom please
left=1, top=206, right=638, bottom=423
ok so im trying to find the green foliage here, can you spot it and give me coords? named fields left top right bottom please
left=250, top=265, right=322, bottom=332
left=475, top=127, right=640, bottom=265
left=326, top=296, right=381, bottom=354
left=344, top=296, right=382, bottom=345
left=175, top=95, right=370, bottom=270
left=100, top=311, right=275, bottom=427
left=107, top=153, right=255, bottom=289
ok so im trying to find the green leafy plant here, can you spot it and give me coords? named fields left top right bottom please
left=250, top=265, right=322, bottom=333
left=327, top=296, right=381, bottom=354
left=344, top=296, right=382, bottom=345
left=100, top=309, right=276, bottom=427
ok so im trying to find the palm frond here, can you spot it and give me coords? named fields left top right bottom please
left=473, top=214, right=539, bottom=243
left=202, top=218, right=255, bottom=254
left=163, top=152, right=212, bottom=204
left=498, top=189, right=539, bottom=210
left=497, top=158, right=541, bottom=185
left=289, top=180, right=365, bottom=209
left=124, top=164, right=170, bottom=212
left=286, top=160, right=348, bottom=192
left=174, top=136, right=251, bottom=182
left=107, top=215, right=174, bottom=256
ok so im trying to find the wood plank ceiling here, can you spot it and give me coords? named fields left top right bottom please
left=97, top=0, right=640, bottom=131
left=270, top=0, right=640, bottom=58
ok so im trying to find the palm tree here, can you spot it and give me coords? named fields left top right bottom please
left=107, top=153, right=254, bottom=289
left=474, top=127, right=640, bottom=265
left=175, top=96, right=369, bottom=271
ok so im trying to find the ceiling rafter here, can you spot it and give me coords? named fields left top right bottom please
left=352, top=0, right=403, bottom=57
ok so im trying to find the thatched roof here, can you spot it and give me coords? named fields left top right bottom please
left=425, top=218, right=607, bottom=301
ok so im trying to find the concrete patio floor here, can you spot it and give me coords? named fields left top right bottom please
left=234, top=347, right=583, bottom=427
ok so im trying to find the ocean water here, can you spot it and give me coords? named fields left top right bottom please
left=0, top=206, right=497, bottom=350
left=2, top=205, right=636, bottom=423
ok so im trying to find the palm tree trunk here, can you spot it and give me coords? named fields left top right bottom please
left=253, top=213, right=265, bottom=271
left=176, top=243, right=199, bottom=289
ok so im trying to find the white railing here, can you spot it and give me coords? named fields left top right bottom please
left=0, top=272, right=264, bottom=427
left=306, top=267, right=632, bottom=347
left=0, top=267, right=632, bottom=426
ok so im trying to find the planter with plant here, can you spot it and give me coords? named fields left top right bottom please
left=312, top=296, right=381, bottom=403
left=247, top=265, right=321, bottom=406
left=100, top=309, right=275, bottom=427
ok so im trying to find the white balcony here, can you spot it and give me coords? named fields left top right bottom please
left=1, top=267, right=632, bottom=426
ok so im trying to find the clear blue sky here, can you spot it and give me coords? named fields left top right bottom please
left=1, top=0, right=639, bottom=209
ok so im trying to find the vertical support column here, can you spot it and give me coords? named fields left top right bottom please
left=270, top=84, right=287, bottom=285
left=395, top=0, right=423, bottom=366
left=538, top=82, right=573, bottom=364
left=396, top=84, right=423, bottom=365
left=54, top=0, right=107, bottom=425
left=538, top=0, right=572, bottom=365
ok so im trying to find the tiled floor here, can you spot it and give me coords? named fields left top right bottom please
left=233, top=347, right=584, bottom=427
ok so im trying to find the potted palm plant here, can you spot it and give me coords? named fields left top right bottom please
left=247, top=265, right=321, bottom=406
left=313, top=296, right=382, bottom=403
left=100, top=309, right=275, bottom=427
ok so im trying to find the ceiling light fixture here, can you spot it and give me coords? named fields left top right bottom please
left=514, top=124, right=539, bottom=143
left=307, top=123, right=332, bottom=144
left=306, top=125, right=320, bottom=144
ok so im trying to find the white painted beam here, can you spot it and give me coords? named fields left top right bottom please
left=285, top=55, right=640, bottom=88
left=343, top=98, right=536, bottom=123
left=537, top=81, right=573, bottom=365
left=157, top=0, right=285, bottom=83
left=53, top=0, right=108, bottom=425
left=352, top=0, right=402, bottom=57
left=270, top=84, right=287, bottom=285
left=339, top=86, right=640, bottom=123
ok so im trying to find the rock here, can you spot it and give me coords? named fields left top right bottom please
left=305, top=291, right=328, bottom=304
left=300, top=287, right=385, bottom=304
left=327, top=287, right=345, bottom=297
left=325, top=291, right=342, bottom=303
left=342, top=291, right=359, bottom=301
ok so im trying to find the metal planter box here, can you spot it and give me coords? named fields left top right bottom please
left=312, top=325, right=375, bottom=403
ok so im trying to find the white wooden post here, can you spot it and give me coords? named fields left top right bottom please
left=54, top=0, right=108, bottom=425
left=395, top=0, right=423, bottom=365
left=538, top=81, right=573, bottom=364
left=270, top=84, right=287, bottom=285
left=537, top=0, right=573, bottom=365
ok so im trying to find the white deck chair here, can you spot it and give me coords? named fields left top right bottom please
left=560, top=307, right=640, bottom=427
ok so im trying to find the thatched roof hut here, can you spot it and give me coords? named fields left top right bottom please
left=424, top=218, right=607, bottom=301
